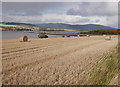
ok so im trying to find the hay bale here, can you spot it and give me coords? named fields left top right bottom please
left=105, top=35, right=111, bottom=40
left=103, top=34, right=106, bottom=37
left=19, top=36, right=28, bottom=42
left=87, top=35, right=90, bottom=37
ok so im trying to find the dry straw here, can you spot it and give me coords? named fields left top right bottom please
left=19, top=36, right=28, bottom=42
left=87, top=35, right=90, bottom=37
left=105, top=35, right=111, bottom=40
left=103, top=34, right=106, bottom=37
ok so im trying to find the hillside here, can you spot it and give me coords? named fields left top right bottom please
left=1, top=22, right=35, bottom=26
left=1, top=22, right=116, bottom=31
left=36, top=23, right=115, bottom=30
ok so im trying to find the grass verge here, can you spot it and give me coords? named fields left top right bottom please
left=84, top=47, right=118, bottom=85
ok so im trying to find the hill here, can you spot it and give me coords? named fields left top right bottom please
left=1, top=22, right=35, bottom=26
left=36, top=23, right=115, bottom=30
left=1, top=22, right=116, bottom=31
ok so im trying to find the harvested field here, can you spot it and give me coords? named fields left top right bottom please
left=2, top=35, right=118, bottom=85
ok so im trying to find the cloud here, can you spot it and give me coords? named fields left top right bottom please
left=41, top=14, right=90, bottom=24
left=67, top=2, right=118, bottom=16
left=2, top=2, right=51, bottom=16
left=2, top=14, right=90, bottom=24
left=2, top=2, right=69, bottom=16
left=2, top=14, right=118, bottom=28
left=2, top=2, right=118, bottom=28
left=2, top=0, right=119, bottom=2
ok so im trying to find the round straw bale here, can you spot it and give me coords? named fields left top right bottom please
left=103, top=34, right=106, bottom=37
left=87, top=35, right=90, bottom=37
left=19, top=36, right=28, bottom=42
left=77, top=35, right=80, bottom=37
left=105, top=35, right=111, bottom=40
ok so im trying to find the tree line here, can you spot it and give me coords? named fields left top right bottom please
left=79, top=29, right=119, bottom=35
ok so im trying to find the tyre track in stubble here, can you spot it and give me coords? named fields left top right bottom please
left=3, top=40, right=104, bottom=77
left=2, top=39, right=72, bottom=60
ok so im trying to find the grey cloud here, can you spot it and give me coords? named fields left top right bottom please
left=1, top=2, right=118, bottom=28
left=67, top=2, right=118, bottom=16
left=2, top=2, right=49, bottom=16
left=2, top=14, right=89, bottom=24
left=75, top=18, right=90, bottom=23
left=95, top=20, right=100, bottom=23
left=2, top=2, right=66, bottom=16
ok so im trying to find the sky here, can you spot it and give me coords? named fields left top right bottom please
left=2, top=1, right=118, bottom=28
